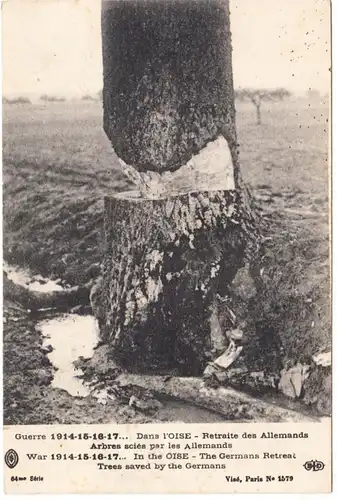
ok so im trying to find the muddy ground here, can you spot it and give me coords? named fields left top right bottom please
left=3, top=99, right=331, bottom=423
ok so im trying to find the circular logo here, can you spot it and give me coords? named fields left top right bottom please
left=303, top=460, right=325, bottom=472
left=4, top=449, right=19, bottom=469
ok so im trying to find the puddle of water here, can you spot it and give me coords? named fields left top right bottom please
left=4, top=263, right=63, bottom=292
left=39, top=314, right=99, bottom=397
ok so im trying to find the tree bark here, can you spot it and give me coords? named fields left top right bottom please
left=96, top=187, right=259, bottom=375
left=102, top=0, right=237, bottom=176
left=97, top=0, right=261, bottom=377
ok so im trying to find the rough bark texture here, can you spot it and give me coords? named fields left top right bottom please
left=98, top=0, right=261, bottom=378
left=102, top=0, right=238, bottom=177
left=98, top=189, right=259, bottom=375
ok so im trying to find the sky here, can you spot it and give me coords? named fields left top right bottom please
left=2, top=0, right=331, bottom=98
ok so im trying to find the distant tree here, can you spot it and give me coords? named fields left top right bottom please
left=272, top=87, right=292, bottom=101
left=3, top=96, right=31, bottom=105
left=40, top=94, right=66, bottom=102
left=81, top=94, right=96, bottom=101
left=97, top=89, right=103, bottom=101
left=234, top=87, right=291, bottom=125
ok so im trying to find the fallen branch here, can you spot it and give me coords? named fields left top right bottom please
left=3, top=272, right=92, bottom=312
left=115, top=373, right=319, bottom=423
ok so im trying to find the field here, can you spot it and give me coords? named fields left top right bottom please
left=3, top=98, right=331, bottom=423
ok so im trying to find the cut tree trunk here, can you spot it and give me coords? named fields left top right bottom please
left=96, top=187, right=259, bottom=375
left=97, top=0, right=261, bottom=377
left=102, top=0, right=238, bottom=177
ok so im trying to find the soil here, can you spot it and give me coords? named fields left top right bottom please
left=3, top=99, right=331, bottom=423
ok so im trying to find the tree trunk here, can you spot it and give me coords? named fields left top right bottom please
left=101, top=0, right=238, bottom=177
left=97, top=0, right=260, bottom=376
left=96, top=186, right=258, bottom=375
left=256, top=103, right=261, bottom=125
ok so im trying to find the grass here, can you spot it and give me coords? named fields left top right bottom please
left=3, top=98, right=331, bottom=417
left=3, top=101, right=133, bottom=284
left=3, top=99, right=329, bottom=278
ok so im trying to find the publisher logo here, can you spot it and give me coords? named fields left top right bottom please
left=4, top=449, right=19, bottom=469
left=303, top=460, right=325, bottom=472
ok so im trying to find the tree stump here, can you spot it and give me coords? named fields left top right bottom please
left=97, top=184, right=258, bottom=375
left=97, top=0, right=260, bottom=376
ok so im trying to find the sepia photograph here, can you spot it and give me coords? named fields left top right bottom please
left=3, top=0, right=331, bottom=432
